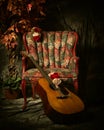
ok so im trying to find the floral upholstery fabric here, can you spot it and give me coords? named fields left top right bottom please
left=22, top=27, right=79, bottom=81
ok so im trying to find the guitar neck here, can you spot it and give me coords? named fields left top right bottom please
left=28, top=55, right=56, bottom=89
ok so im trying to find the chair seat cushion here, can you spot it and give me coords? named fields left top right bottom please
left=22, top=68, right=77, bottom=81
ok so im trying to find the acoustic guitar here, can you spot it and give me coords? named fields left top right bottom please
left=22, top=51, right=85, bottom=115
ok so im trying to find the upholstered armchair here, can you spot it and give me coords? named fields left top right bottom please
left=21, top=27, right=79, bottom=110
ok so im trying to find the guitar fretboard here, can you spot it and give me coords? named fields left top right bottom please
left=28, top=55, right=56, bottom=90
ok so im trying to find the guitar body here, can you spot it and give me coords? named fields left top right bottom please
left=38, top=78, right=84, bottom=114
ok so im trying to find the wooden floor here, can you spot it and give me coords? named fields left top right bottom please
left=0, top=97, right=104, bottom=130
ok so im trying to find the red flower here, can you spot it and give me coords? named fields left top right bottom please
left=32, top=27, right=41, bottom=42
left=34, top=27, right=41, bottom=32
left=50, top=73, right=60, bottom=79
left=27, top=4, right=32, bottom=12
left=33, top=35, right=40, bottom=42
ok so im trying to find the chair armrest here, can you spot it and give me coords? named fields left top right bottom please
left=69, top=56, right=79, bottom=74
left=70, top=56, right=79, bottom=63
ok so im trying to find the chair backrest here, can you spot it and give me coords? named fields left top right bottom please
left=23, top=27, right=78, bottom=69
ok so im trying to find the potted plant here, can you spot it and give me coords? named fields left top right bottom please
left=2, top=76, right=21, bottom=99
left=0, top=22, right=22, bottom=99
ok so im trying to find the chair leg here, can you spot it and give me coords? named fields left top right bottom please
left=73, top=79, right=78, bottom=93
left=31, top=80, right=38, bottom=99
left=21, top=79, right=27, bottom=110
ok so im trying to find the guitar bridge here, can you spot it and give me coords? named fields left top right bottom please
left=57, top=95, right=69, bottom=99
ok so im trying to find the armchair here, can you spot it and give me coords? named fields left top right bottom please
left=21, top=27, right=79, bottom=110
